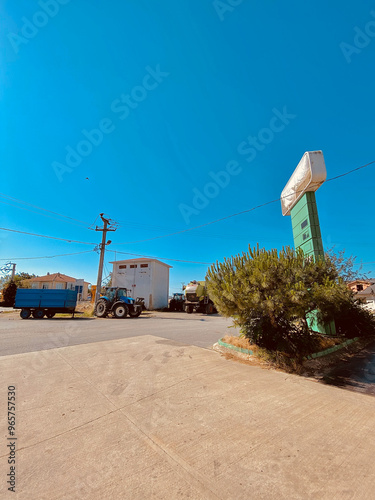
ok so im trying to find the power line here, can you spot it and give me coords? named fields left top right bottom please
left=1, top=160, right=374, bottom=251
left=0, top=192, right=91, bottom=227
left=114, top=159, right=375, bottom=245
left=0, top=250, right=94, bottom=261
left=107, top=249, right=211, bottom=265
left=0, top=227, right=96, bottom=245
left=0, top=200, right=91, bottom=229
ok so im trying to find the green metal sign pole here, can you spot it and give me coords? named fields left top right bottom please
left=290, top=192, right=336, bottom=335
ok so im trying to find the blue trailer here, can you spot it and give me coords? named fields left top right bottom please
left=14, top=289, right=78, bottom=319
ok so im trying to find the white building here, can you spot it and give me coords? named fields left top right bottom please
left=110, top=258, right=172, bottom=310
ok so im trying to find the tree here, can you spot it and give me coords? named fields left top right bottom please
left=1, top=272, right=36, bottom=290
left=0, top=272, right=36, bottom=306
left=325, top=247, right=370, bottom=282
left=206, top=245, right=374, bottom=359
left=2, top=281, right=17, bottom=307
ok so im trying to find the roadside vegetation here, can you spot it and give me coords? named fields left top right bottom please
left=207, top=245, right=375, bottom=371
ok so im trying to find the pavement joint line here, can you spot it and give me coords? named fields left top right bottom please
left=116, top=364, right=226, bottom=411
left=117, top=406, right=228, bottom=500
left=0, top=409, right=120, bottom=459
left=55, top=349, right=123, bottom=411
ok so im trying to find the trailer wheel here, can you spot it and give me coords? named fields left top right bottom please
left=95, top=299, right=109, bottom=318
left=186, top=304, right=194, bottom=314
left=32, top=309, right=45, bottom=319
left=129, top=306, right=142, bottom=318
left=20, top=309, right=31, bottom=319
left=113, top=303, right=128, bottom=318
left=46, top=312, right=55, bottom=319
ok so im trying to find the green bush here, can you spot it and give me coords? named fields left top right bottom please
left=206, top=245, right=374, bottom=358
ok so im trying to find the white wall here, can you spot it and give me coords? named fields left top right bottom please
left=151, top=261, right=169, bottom=309
left=112, top=260, right=170, bottom=309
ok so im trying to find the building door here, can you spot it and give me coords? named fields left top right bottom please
left=135, top=263, right=151, bottom=300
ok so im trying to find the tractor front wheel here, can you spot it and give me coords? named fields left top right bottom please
left=95, top=299, right=109, bottom=318
left=113, top=303, right=129, bottom=318
left=186, top=304, right=194, bottom=314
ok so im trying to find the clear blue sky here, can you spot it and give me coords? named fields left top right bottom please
left=1, top=0, right=374, bottom=292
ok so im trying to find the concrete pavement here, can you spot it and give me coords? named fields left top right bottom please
left=1, top=334, right=375, bottom=499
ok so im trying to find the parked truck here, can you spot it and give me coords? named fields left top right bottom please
left=14, top=289, right=78, bottom=319
left=184, top=280, right=216, bottom=314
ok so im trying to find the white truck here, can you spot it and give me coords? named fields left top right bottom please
left=184, top=280, right=216, bottom=314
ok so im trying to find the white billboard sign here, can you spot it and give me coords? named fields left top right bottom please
left=281, top=150, right=327, bottom=216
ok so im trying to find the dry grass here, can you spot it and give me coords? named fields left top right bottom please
left=76, top=301, right=95, bottom=317
left=221, top=335, right=257, bottom=351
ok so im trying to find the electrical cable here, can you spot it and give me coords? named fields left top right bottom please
left=1, top=160, right=374, bottom=251
left=0, top=227, right=97, bottom=245
left=0, top=200, right=91, bottom=229
left=0, top=192, right=91, bottom=226
left=114, top=160, right=375, bottom=245
left=0, top=250, right=94, bottom=261
left=107, top=248, right=211, bottom=265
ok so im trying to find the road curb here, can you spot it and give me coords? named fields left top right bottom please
left=217, top=338, right=254, bottom=355
left=305, top=337, right=360, bottom=360
left=216, top=337, right=361, bottom=362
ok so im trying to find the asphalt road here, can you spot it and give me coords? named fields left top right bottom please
left=322, top=340, right=375, bottom=396
left=0, top=310, right=238, bottom=357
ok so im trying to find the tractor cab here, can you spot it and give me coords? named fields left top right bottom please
left=105, top=287, right=132, bottom=304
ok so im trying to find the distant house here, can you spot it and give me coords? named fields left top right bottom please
left=347, top=279, right=373, bottom=293
left=347, top=279, right=375, bottom=312
left=28, top=273, right=90, bottom=301
left=356, top=283, right=375, bottom=312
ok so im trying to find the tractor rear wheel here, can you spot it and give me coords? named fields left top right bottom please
left=113, top=303, right=128, bottom=318
left=129, top=306, right=142, bottom=318
left=95, top=299, right=109, bottom=318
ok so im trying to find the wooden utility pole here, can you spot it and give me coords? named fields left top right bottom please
left=95, top=214, right=116, bottom=305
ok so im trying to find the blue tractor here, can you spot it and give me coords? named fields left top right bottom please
left=95, top=287, right=143, bottom=319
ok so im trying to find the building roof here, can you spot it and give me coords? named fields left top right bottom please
left=347, top=279, right=374, bottom=286
left=109, top=258, right=172, bottom=269
left=357, top=285, right=375, bottom=297
left=29, top=273, right=77, bottom=283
